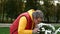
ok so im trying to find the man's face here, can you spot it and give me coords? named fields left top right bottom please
left=34, top=18, right=42, bottom=24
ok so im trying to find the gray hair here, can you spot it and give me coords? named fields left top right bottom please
left=32, top=10, right=44, bottom=21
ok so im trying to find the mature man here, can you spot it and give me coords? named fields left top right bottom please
left=18, top=9, right=44, bottom=34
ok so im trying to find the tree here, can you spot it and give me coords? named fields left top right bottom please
left=41, top=0, right=56, bottom=22
left=6, top=0, right=17, bottom=19
left=24, top=0, right=38, bottom=11
left=56, top=3, right=60, bottom=22
left=6, top=0, right=24, bottom=19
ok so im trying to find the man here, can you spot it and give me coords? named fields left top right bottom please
left=18, top=9, right=44, bottom=34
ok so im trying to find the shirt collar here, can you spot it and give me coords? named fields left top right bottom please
left=27, top=9, right=35, bottom=21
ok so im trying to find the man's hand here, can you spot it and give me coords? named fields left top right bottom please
left=33, top=28, right=39, bottom=33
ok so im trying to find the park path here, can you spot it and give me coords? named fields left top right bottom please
left=0, top=23, right=12, bottom=27
left=0, top=23, right=60, bottom=27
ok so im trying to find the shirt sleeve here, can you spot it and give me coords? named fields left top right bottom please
left=18, top=16, right=32, bottom=34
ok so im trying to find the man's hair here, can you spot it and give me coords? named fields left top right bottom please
left=32, top=10, right=44, bottom=21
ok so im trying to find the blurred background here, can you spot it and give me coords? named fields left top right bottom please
left=0, top=0, right=60, bottom=23
left=0, top=0, right=60, bottom=34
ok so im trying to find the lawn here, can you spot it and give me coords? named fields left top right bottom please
left=0, top=26, right=60, bottom=34
left=0, top=27, right=9, bottom=34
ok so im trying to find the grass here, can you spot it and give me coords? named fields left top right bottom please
left=0, top=26, right=60, bottom=34
left=0, top=27, right=9, bottom=34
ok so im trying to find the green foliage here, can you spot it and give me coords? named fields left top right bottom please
left=0, top=0, right=60, bottom=23
left=24, top=0, right=37, bottom=11
left=38, top=0, right=60, bottom=22
left=6, top=0, right=17, bottom=18
left=56, top=3, right=60, bottom=22
left=6, top=0, right=24, bottom=19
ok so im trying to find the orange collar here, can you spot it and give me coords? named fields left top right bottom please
left=27, top=9, right=35, bottom=21
left=27, top=9, right=35, bottom=29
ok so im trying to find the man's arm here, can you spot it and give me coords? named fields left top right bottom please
left=18, top=16, right=32, bottom=34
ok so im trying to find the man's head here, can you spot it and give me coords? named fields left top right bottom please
left=32, top=10, right=44, bottom=24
